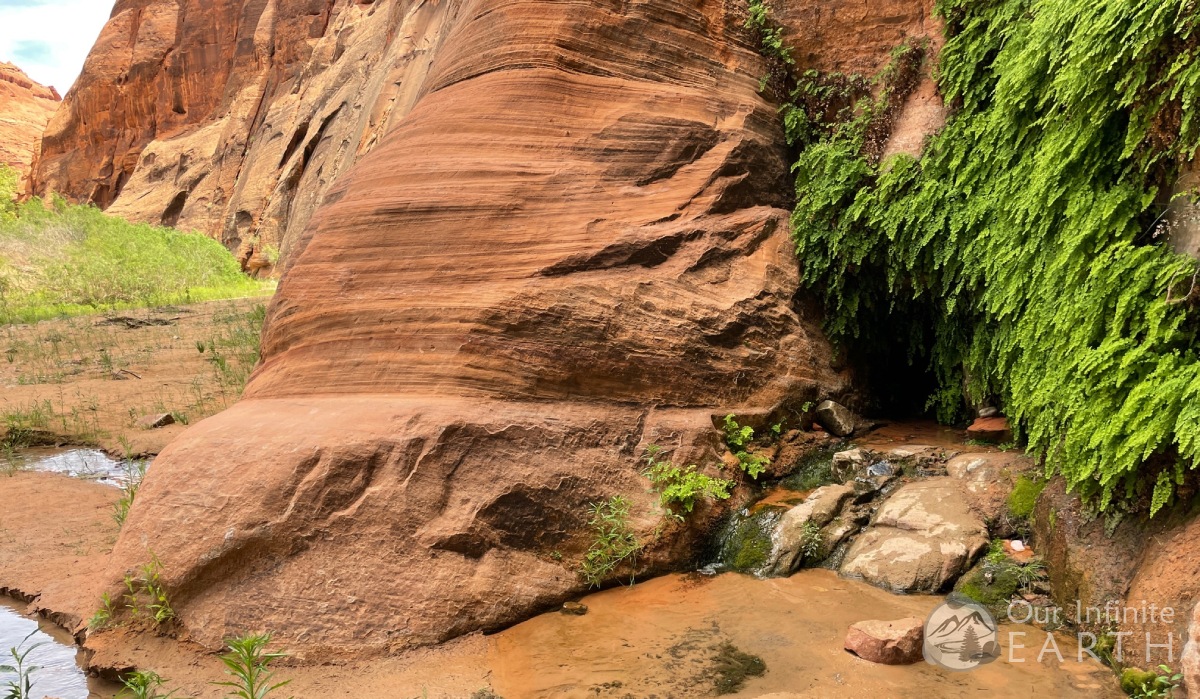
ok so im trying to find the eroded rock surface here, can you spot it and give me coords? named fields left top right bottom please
left=31, top=0, right=940, bottom=276
left=0, top=62, right=59, bottom=179
left=96, top=0, right=936, bottom=656
left=840, top=478, right=988, bottom=592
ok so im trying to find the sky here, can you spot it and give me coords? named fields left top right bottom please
left=0, top=0, right=113, bottom=95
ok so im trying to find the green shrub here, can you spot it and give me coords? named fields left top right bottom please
left=0, top=165, right=267, bottom=324
left=785, top=0, right=1200, bottom=514
left=643, top=446, right=733, bottom=516
left=580, top=495, right=641, bottom=587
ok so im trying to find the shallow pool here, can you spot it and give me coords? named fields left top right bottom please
left=0, top=599, right=91, bottom=699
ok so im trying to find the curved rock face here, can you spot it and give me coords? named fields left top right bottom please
left=101, top=0, right=937, bottom=656
left=31, top=0, right=937, bottom=275
left=0, top=62, right=59, bottom=179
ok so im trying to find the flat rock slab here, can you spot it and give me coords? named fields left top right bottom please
left=844, top=617, right=924, bottom=665
left=840, top=478, right=988, bottom=592
left=967, top=417, right=1012, bottom=443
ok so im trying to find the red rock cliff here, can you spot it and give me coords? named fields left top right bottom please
left=0, top=62, right=59, bottom=180
left=79, top=0, right=941, bottom=655
left=31, top=0, right=937, bottom=275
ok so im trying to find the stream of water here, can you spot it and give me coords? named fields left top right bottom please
left=0, top=599, right=95, bottom=699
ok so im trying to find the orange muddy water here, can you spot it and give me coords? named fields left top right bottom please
left=487, top=570, right=1120, bottom=698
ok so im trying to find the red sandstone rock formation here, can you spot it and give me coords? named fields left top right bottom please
left=31, top=0, right=940, bottom=275
left=77, top=0, right=940, bottom=656
left=0, top=62, right=59, bottom=180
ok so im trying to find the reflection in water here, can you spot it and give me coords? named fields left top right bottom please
left=0, top=600, right=89, bottom=699
left=5, top=448, right=140, bottom=487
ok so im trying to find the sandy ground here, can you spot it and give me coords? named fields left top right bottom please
left=0, top=297, right=269, bottom=456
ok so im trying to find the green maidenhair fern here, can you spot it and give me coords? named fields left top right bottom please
left=789, top=0, right=1200, bottom=513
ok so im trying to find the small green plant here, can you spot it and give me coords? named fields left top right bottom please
left=213, top=633, right=292, bottom=699
left=118, top=670, right=176, bottom=699
left=799, top=520, right=823, bottom=560
left=121, top=554, right=175, bottom=625
left=580, top=496, right=641, bottom=588
left=89, top=591, right=117, bottom=630
left=113, top=460, right=148, bottom=528
left=722, top=414, right=754, bottom=449
left=643, top=446, right=733, bottom=516
left=722, top=415, right=772, bottom=479
left=1, top=628, right=43, bottom=699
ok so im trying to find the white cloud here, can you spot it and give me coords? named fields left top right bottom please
left=0, top=1, right=113, bottom=94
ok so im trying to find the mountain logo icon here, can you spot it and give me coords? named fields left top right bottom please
left=923, top=597, right=1001, bottom=671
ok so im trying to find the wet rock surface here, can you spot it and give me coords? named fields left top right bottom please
left=765, top=484, right=855, bottom=576
left=840, top=478, right=989, bottom=592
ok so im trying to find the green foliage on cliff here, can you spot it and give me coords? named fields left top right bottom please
left=0, top=165, right=266, bottom=324
left=783, top=0, right=1200, bottom=513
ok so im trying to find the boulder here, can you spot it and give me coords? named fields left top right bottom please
left=844, top=618, right=924, bottom=665
left=815, top=400, right=858, bottom=437
left=966, top=417, right=1012, bottom=444
left=766, top=484, right=854, bottom=575
left=840, top=479, right=989, bottom=592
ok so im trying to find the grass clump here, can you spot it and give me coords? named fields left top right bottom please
left=0, top=165, right=267, bottom=324
left=643, top=445, right=733, bottom=517
left=781, top=0, right=1200, bottom=514
left=213, top=633, right=291, bottom=699
left=580, top=496, right=641, bottom=588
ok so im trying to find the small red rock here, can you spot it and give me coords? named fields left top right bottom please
left=845, top=618, right=925, bottom=665
left=137, top=413, right=175, bottom=429
left=967, top=416, right=1012, bottom=444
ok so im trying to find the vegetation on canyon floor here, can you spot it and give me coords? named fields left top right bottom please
left=750, top=0, right=1200, bottom=514
left=0, top=165, right=268, bottom=325
left=0, top=298, right=267, bottom=453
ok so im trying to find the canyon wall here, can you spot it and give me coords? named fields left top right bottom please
left=79, top=0, right=941, bottom=655
left=31, top=0, right=939, bottom=274
left=0, top=62, right=59, bottom=179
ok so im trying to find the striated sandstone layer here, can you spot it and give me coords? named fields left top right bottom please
left=97, top=0, right=938, bottom=656
left=0, top=62, right=59, bottom=179
left=31, top=0, right=938, bottom=274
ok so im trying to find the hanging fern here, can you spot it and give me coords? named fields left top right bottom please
left=786, top=0, right=1200, bottom=514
